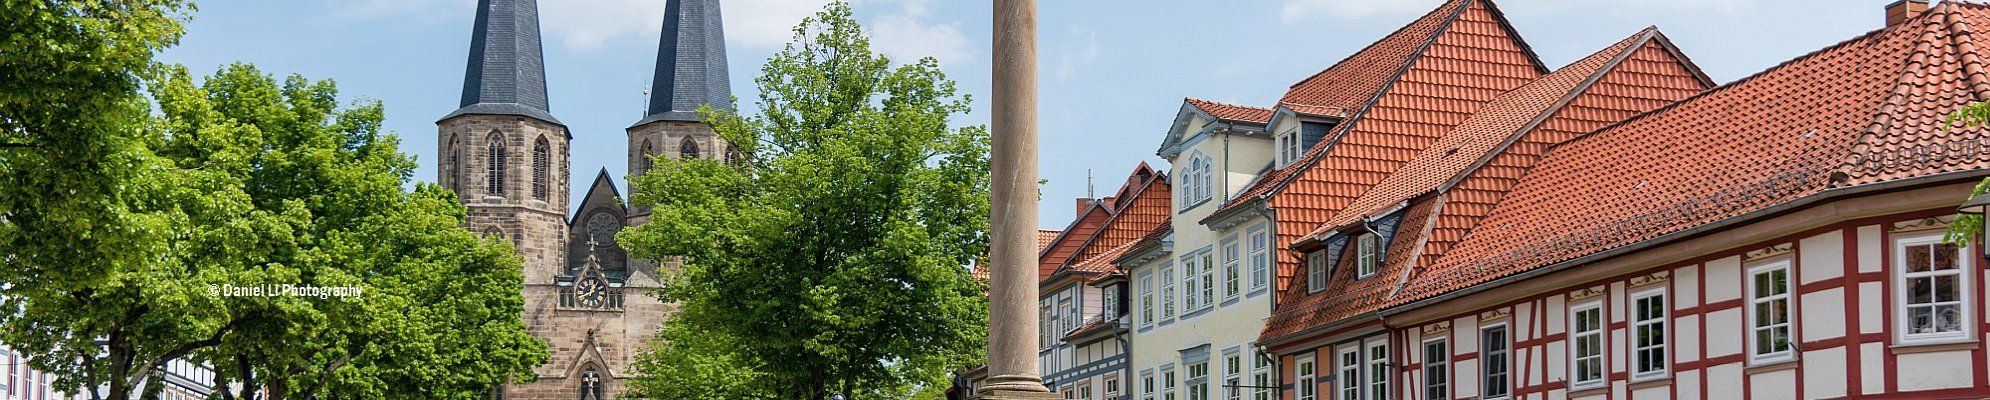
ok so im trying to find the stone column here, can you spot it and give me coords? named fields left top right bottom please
left=978, top=0, right=1055, bottom=398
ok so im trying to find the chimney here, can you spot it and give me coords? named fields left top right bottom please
left=1075, top=198, right=1097, bottom=217
left=1887, top=0, right=1929, bottom=27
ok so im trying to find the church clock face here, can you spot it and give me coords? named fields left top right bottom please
left=574, top=277, right=607, bottom=308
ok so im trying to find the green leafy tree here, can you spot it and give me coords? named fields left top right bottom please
left=1944, top=105, right=1990, bottom=245
left=622, top=2, right=989, bottom=399
left=1, top=3, right=545, bottom=399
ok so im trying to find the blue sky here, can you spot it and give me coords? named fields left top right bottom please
left=160, top=0, right=1894, bottom=228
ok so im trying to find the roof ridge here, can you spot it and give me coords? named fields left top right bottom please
left=1255, top=0, right=1479, bottom=200
left=1840, top=0, right=1990, bottom=183
left=1284, top=0, right=1469, bottom=90
left=1185, top=97, right=1270, bottom=111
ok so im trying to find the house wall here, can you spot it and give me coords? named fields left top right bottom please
left=1129, top=114, right=1277, bottom=400
left=1269, top=182, right=1990, bottom=399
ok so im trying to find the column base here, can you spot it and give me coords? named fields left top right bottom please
left=970, top=389, right=1063, bottom=400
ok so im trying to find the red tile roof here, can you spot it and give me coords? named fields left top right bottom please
left=1037, top=230, right=1062, bottom=251
left=1186, top=98, right=1274, bottom=124
left=1217, top=0, right=1550, bottom=299
left=1275, top=1, right=1990, bottom=337
left=1038, top=163, right=1172, bottom=284
left=1261, top=27, right=1714, bottom=341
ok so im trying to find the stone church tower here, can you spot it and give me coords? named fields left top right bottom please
left=436, top=0, right=732, bottom=398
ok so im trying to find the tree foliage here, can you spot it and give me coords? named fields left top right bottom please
left=0, top=3, right=544, bottom=399
left=622, top=3, right=989, bottom=399
left=1944, top=104, right=1990, bottom=245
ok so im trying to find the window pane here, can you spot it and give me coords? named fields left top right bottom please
left=1934, top=274, right=1959, bottom=302
left=1908, top=244, right=1932, bottom=272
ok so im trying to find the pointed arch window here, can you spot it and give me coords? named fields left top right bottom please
left=532, top=137, right=550, bottom=200
left=639, top=139, right=655, bottom=172
left=486, top=132, right=508, bottom=196
left=579, top=367, right=604, bottom=400
left=680, top=137, right=701, bottom=159
left=446, top=135, right=460, bottom=188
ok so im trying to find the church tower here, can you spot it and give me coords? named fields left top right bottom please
left=627, top=0, right=733, bottom=225
left=438, top=0, right=569, bottom=284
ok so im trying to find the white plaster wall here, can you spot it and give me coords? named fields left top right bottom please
left=1749, top=369, right=1796, bottom=400
left=1896, top=351, right=1975, bottom=391
left=1803, top=347, right=1847, bottom=398
left=1799, top=231, right=1843, bottom=284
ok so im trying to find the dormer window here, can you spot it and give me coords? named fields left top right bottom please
left=1306, top=250, right=1327, bottom=293
left=1356, top=233, right=1379, bottom=278
left=1275, top=129, right=1301, bottom=168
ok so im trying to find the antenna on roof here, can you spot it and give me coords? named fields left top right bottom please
left=1087, top=169, right=1095, bottom=199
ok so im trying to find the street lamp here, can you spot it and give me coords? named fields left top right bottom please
left=1958, top=192, right=1990, bottom=259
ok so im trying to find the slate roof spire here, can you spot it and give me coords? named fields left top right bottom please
left=444, top=0, right=560, bottom=124
left=636, top=0, right=733, bottom=126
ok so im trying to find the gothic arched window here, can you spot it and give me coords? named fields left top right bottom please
left=679, top=137, right=700, bottom=159
left=639, top=139, right=654, bottom=172
left=446, top=135, right=459, bottom=188
left=486, top=132, right=508, bottom=196
left=532, top=137, right=549, bottom=200
left=579, top=367, right=604, bottom=400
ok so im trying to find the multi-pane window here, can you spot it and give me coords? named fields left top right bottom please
left=1748, top=262, right=1794, bottom=362
left=1338, top=347, right=1361, bottom=400
left=1141, top=370, right=1156, bottom=400
left=1224, top=353, right=1242, bottom=400
left=1141, top=271, right=1156, bottom=327
left=1162, top=266, right=1178, bottom=320
left=1058, top=295, right=1075, bottom=337
left=1106, top=374, right=1121, bottom=398
left=1040, top=303, right=1053, bottom=349
left=1367, top=342, right=1388, bottom=400
left=1253, top=354, right=1273, bottom=400
left=1632, top=291, right=1668, bottom=379
left=1423, top=339, right=1448, bottom=400
left=1222, top=237, right=1242, bottom=301
left=1570, top=302, right=1604, bottom=388
left=1103, top=284, right=1120, bottom=318
left=679, top=137, right=701, bottom=159
left=1276, top=130, right=1301, bottom=168
left=1294, top=355, right=1317, bottom=400
left=486, top=133, right=507, bottom=195
left=1182, top=255, right=1204, bottom=312
left=1194, top=152, right=1213, bottom=204
left=1198, top=252, right=1215, bottom=309
left=1079, top=382, right=1093, bottom=400
left=1306, top=250, right=1327, bottom=293
left=1186, top=361, right=1209, bottom=400
left=1482, top=325, right=1510, bottom=399
left=1248, top=224, right=1270, bottom=291
left=1163, top=367, right=1179, bottom=400
left=446, top=135, right=460, bottom=187
left=1898, top=236, right=1970, bottom=342
left=531, top=138, right=549, bottom=200
left=1356, top=234, right=1379, bottom=277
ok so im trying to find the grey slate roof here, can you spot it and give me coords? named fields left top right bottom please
left=444, top=0, right=561, bottom=125
left=635, top=0, right=733, bottom=126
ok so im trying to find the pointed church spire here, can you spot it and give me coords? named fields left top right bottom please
left=444, top=0, right=560, bottom=124
left=635, top=0, right=732, bottom=126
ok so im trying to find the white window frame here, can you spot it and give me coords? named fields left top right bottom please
left=1040, top=302, right=1054, bottom=350
left=1337, top=346, right=1361, bottom=400
left=1276, top=129, right=1300, bottom=168
left=1894, top=233, right=1974, bottom=344
left=1746, top=260, right=1796, bottom=363
left=1104, top=284, right=1120, bottom=319
left=1422, top=337, right=1448, bottom=400
left=1481, top=323, right=1510, bottom=400
left=1294, top=354, right=1317, bottom=400
left=1182, top=254, right=1203, bottom=312
left=1162, top=365, right=1179, bottom=400
left=1306, top=250, right=1328, bottom=293
left=1630, top=289, right=1668, bottom=381
left=1356, top=233, right=1379, bottom=278
left=1223, top=350, right=1243, bottom=400
left=1106, top=373, right=1122, bottom=398
left=1568, top=301, right=1605, bottom=389
left=1161, top=265, right=1178, bottom=321
left=1248, top=223, right=1271, bottom=292
left=1253, top=351, right=1274, bottom=400
left=1198, top=251, right=1216, bottom=310
left=1186, top=359, right=1209, bottom=400
left=1366, top=341, right=1389, bottom=400
left=1141, top=369, right=1157, bottom=400
left=1222, top=236, right=1242, bottom=302
left=1140, top=270, right=1156, bottom=328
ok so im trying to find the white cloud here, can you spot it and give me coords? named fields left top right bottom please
left=538, top=0, right=667, bottom=51
left=1053, top=27, right=1099, bottom=82
left=725, top=0, right=835, bottom=48
left=860, top=0, right=974, bottom=66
